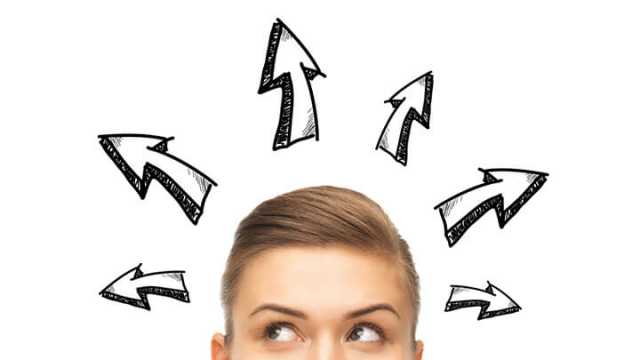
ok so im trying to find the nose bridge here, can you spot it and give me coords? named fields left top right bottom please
left=309, top=331, right=345, bottom=360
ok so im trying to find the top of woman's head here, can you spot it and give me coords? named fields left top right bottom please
left=220, top=185, right=420, bottom=343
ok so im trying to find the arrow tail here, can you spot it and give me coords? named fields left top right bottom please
left=267, top=71, right=318, bottom=149
left=445, top=296, right=491, bottom=313
left=439, top=193, right=504, bottom=247
left=135, top=271, right=190, bottom=307
left=377, top=104, right=423, bottom=165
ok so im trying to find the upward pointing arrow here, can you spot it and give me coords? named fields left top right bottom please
left=434, top=168, right=549, bottom=247
left=98, top=133, right=217, bottom=224
left=258, top=18, right=325, bottom=150
left=376, top=71, right=433, bottom=166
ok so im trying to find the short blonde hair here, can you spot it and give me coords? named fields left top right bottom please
left=220, top=185, right=420, bottom=346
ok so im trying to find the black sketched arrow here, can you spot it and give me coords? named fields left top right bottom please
left=376, top=71, right=433, bottom=166
left=98, top=133, right=217, bottom=225
left=258, top=18, right=326, bottom=150
left=434, top=168, right=548, bottom=247
left=445, top=281, right=521, bottom=320
left=99, top=264, right=190, bottom=310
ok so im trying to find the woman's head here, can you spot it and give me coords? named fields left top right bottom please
left=212, top=185, right=423, bottom=359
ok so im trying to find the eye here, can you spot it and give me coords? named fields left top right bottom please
left=347, top=322, right=386, bottom=342
left=264, top=322, right=299, bottom=342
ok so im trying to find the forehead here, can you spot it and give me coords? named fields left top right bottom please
left=234, top=245, right=411, bottom=321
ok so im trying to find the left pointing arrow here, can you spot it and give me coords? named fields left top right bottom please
left=99, top=264, right=189, bottom=310
left=98, top=133, right=217, bottom=225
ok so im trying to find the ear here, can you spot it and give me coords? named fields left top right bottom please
left=211, top=332, right=230, bottom=360
left=414, top=339, right=424, bottom=360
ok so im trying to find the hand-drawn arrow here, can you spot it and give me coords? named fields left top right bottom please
left=98, top=133, right=217, bottom=225
left=376, top=71, right=433, bottom=166
left=434, top=168, right=548, bottom=247
left=445, top=281, right=521, bottom=320
left=99, top=264, right=190, bottom=310
left=258, top=18, right=326, bottom=150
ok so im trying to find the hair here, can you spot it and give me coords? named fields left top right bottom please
left=220, top=185, right=420, bottom=348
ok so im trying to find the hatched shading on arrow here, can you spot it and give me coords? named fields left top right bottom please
left=98, top=133, right=217, bottom=225
left=258, top=18, right=325, bottom=150
left=435, top=168, right=548, bottom=247
left=445, top=281, right=521, bottom=320
left=100, top=264, right=189, bottom=310
left=376, top=71, right=433, bottom=166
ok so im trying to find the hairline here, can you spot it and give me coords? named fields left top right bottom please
left=223, top=242, right=419, bottom=345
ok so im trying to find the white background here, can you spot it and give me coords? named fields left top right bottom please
left=1, top=0, right=639, bottom=359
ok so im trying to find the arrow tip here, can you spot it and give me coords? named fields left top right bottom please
left=270, top=18, right=323, bottom=76
left=99, top=264, right=147, bottom=306
left=484, top=281, right=522, bottom=315
left=388, top=71, right=433, bottom=103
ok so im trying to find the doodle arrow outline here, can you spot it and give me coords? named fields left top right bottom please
left=98, top=133, right=217, bottom=225
left=376, top=71, right=434, bottom=166
left=445, top=281, right=521, bottom=320
left=434, top=168, right=549, bottom=247
left=99, top=264, right=190, bottom=310
left=258, top=17, right=326, bottom=150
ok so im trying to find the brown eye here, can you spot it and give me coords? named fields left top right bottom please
left=264, top=322, right=298, bottom=342
left=347, top=323, right=385, bottom=342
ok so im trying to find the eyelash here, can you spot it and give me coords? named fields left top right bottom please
left=263, top=321, right=290, bottom=339
left=354, top=321, right=387, bottom=341
left=263, top=321, right=387, bottom=342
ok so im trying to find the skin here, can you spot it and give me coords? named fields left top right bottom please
left=211, top=245, right=424, bottom=359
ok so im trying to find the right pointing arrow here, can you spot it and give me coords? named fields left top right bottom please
left=445, top=281, right=521, bottom=320
left=434, top=168, right=549, bottom=247
left=258, top=18, right=325, bottom=150
left=376, top=71, right=433, bottom=166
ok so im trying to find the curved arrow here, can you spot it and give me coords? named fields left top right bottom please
left=99, top=264, right=189, bottom=310
left=98, top=133, right=217, bottom=225
left=376, top=71, right=433, bottom=166
left=445, top=281, right=521, bottom=320
left=258, top=18, right=325, bottom=150
left=434, top=168, right=548, bottom=247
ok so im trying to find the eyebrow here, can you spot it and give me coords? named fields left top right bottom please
left=249, top=303, right=401, bottom=320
